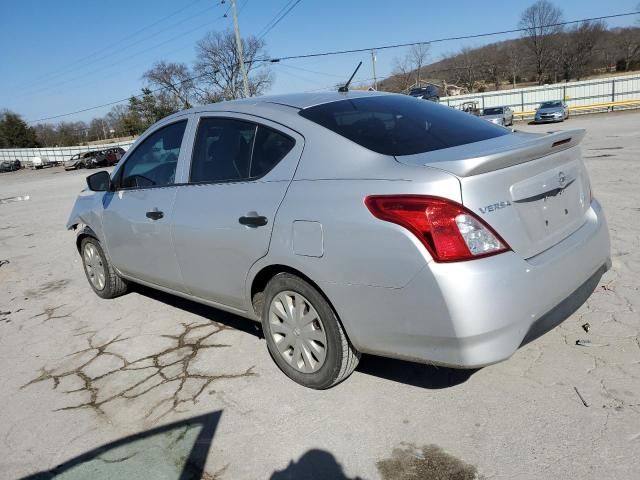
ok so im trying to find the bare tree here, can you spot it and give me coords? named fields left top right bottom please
left=194, top=30, right=272, bottom=101
left=519, top=0, right=564, bottom=84
left=615, top=27, right=640, bottom=71
left=505, top=42, right=523, bottom=88
left=409, top=43, right=430, bottom=86
left=143, top=61, right=195, bottom=109
left=557, top=21, right=606, bottom=81
left=452, top=47, right=481, bottom=93
left=389, top=55, right=415, bottom=92
left=105, top=104, right=129, bottom=137
left=480, top=44, right=506, bottom=90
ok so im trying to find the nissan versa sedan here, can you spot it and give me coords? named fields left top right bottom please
left=67, top=91, right=610, bottom=389
left=534, top=100, right=570, bottom=123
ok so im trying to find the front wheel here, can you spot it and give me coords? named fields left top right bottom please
left=262, top=273, right=360, bottom=389
left=80, top=237, right=128, bottom=299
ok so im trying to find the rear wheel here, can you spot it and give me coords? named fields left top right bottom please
left=80, top=237, right=128, bottom=299
left=262, top=273, right=360, bottom=389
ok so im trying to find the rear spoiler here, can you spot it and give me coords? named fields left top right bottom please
left=398, top=129, right=586, bottom=177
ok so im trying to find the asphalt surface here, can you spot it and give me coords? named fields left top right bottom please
left=1, top=111, right=639, bottom=480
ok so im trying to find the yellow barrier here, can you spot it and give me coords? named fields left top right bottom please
left=513, top=99, right=640, bottom=118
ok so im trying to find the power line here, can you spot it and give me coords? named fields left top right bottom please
left=276, top=62, right=344, bottom=78
left=255, top=0, right=296, bottom=38
left=17, top=14, right=226, bottom=101
left=13, top=3, right=226, bottom=97
left=258, top=0, right=303, bottom=40
left=25, top=10, right=640, bottom=123
left=27, top=71, right=214, bottom=124
left=13, top=0, right=210, bottom=92
left=262, top=11, right=640, bottom=62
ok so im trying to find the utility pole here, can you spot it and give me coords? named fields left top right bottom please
left=371, top=50, right=377, bottom=90
left=230, top=0, right=250, bottom=98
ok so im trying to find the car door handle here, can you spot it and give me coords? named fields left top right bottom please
left=239, top=213, right=268, bottom=227
left=146, top=209, right=164, bottom=220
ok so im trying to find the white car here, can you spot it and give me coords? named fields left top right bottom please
left=31, top=156, right=50, bottom=170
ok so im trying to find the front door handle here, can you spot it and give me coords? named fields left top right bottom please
left=146, top=209, right=164, bottom=220
left=239, top=212, right=268, bottom=227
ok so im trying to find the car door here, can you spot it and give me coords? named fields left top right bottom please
left=101, top=117, right=191, bottom=291
left=172, top=114, right=303, bottom=310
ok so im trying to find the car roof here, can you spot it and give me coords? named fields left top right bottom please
left=176, top=90, right=394, bottom=116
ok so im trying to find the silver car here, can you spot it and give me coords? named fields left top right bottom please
left=534, top=100, right=570, bottom=123
left=481, top=106, right=514, bottom=126
left=67, top=91, right=610, bottom=389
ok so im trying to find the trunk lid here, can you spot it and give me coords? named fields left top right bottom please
left=396, top=130, right=591, bottom=259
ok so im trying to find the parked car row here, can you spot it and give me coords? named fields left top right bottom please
left=470, top=101, right=570, bottom=125
left=64, top=147, right=125, bottom=171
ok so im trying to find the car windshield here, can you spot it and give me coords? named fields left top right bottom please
left=483, top=107, right=503, bottom=115
left=540, top=101, right=562, bottom=108
left=299, top=95, right=509, bottom=156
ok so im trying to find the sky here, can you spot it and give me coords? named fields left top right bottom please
left=0, top=0, right=638, bottom=125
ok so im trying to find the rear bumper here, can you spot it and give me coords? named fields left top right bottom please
left=325, top=200, right=610, bottom=367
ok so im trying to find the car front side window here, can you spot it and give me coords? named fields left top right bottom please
left=190, top=118, right=257, bottom=183
left=117, top=120, right=187, bottom=189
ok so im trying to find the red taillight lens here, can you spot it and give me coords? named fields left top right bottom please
left=364, top=195, right=510, bottom=262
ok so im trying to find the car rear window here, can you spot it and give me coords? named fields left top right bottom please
left=298, top=95, right=509, bottom=156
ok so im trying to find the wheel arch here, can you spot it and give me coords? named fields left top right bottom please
left=75, top=225, right=99, bottom=253
left=248, top=264, right=357, bottom=341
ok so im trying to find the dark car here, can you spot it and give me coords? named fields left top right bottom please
left=64, top=152, right=99, bottom=171
left=64, top=148, right=124, bottom=171
left=100, top=147, right=125, bottom=167
left=0, top=159, right=21, bottom=172
left=408, top=85, right=440, bottom=102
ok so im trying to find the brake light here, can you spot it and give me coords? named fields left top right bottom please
left=364, top=195, right=510, bottom=262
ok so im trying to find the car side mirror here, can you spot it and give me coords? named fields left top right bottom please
left=86, top=170, right=112, bottom=192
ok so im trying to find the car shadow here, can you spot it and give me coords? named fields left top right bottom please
left=21, top=411, right=222, bottom=480
left=130, top=285, right=475, bottom=390
left=357, top=354, right=476, bottom=389
left=130, top=283, right=262, bottom=339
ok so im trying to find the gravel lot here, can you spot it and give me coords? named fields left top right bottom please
left=1, top=111, right=638, bottom=480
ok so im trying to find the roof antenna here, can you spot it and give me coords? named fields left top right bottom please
left=338, top=61, right=362, bottom=92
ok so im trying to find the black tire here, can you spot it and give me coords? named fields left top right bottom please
left=80, top=237, right=128, bottom=299
left=262, top=273, right=360, bottom=389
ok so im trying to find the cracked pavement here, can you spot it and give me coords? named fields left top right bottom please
left=1, top=111, right=638, bottom=479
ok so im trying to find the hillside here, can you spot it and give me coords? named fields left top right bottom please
left=377, top=26, right=640, bottom=96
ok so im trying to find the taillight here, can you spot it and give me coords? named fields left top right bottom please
left=364, top=195, right=510, bottom=262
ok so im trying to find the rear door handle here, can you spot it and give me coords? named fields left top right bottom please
left=146, top=209, right=164, bottom=220
left=239, top=213, right=268, bottom=227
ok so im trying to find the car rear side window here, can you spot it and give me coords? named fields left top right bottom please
left=251, top=125, right=295, bottom=178
left=298, top=95, right=509, bottom=156
left=190, top=118, right=294, bottom=183
left=117, top=120, right=187, bottom=189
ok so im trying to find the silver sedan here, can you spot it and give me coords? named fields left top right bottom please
left=534, top=100, right=570, bottom=123
left=481, top=106, right=514, bottom=126
left=67, top=91, right=610, bottom=389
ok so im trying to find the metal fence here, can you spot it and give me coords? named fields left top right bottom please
left=441, top=73, right=640, bottom=119
left=0, top=139, right=135, bottom=168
